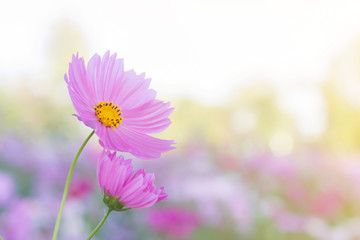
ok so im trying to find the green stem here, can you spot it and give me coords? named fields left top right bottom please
left=87, top=209, right=112, bottom=240
left=52, top=130, right=95, bottom=240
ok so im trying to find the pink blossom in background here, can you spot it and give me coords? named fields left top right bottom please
left=243, top=154, right=297, bottom=181
left=342, top=159, right=360, bottom=201
left=142, top=144, right=254, bottom=233
left=97, top=150, right=168, bottom=209
left=226, top=192, right=253, bottom=233
left=146, top=206, right=200, bottom=239
left=68, top=177, right=94, bottom=200
left=271, top=208, right=307, bottom=233
left=285, top=183, right=310, bottom=210
left=309, top=190, right=342, bottom=218
left=65, top=51, right=175, bottom=159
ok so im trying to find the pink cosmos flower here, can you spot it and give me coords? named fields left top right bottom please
left=65, top=51, right=175, bottom=159
left=97, top=150, right=168, bottom=210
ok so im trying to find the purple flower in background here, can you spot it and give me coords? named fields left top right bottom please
left=65, top=51, right=175, bottom=159
left=146, top=206, right=199, bottom=239
left=0, top=171, right=15, bottom=207
left=1, top=134, right=34, bottom=168
left=0, top=201, right=35, bottom=240
left=97, top=151, right=168, bottom=210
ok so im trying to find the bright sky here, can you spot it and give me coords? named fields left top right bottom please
left=1, top=0, right=360, bottom=106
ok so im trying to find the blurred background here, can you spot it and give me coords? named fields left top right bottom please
left=2, top=0, right=360, bottom=239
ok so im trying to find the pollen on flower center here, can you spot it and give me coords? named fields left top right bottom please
left=94, top=101, right=123, bottom=129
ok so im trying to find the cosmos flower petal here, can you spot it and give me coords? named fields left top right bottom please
left=156, top=187, right=169, bottom=202
left=98, top=127, right=175, bottom=159
left=67, top=87, right=96, bottom=120
left=87, top=51, right=124, bottom=103
left=119, top=127, right=175, bottom=159
left=86, top=53, right=102, bottom=103
left=73, top=114, right=99, bottom=129
left=66, top=54, right=96, bottom=107
left=122, top=100, right=174, bottom=134
left=119, top=171, right=145, bottom=198
left=96, top=127, right=129, bottom=153
left=97, top=151, right=132, bottom=196
left=112, top=70, right=157, bottom=110
left=108, top=58, right=125, bottom=100
left=97, top=151, right=168, bottom=210
left=127, top=194, right=159, bottom=209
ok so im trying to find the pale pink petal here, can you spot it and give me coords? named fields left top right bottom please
left=66, top=54, right=95, bottom=106
left=65, top=56, right=98, bottom=122
left=86, top=53, right=102, bottom=103
left=122, top=100, right=174, bottom=134
left=97, top=151, right=134, bottom=196
left=112, top=70, right=156, bottom=110
left=98, top=126, right=175, bottom=159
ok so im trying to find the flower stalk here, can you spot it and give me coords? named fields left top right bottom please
left=87, top=208, right=112, bottom=240
left=52, top=130, right=95, bottom=240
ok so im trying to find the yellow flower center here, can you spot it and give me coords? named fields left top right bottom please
left=94, top=101, right=123, bottom=129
